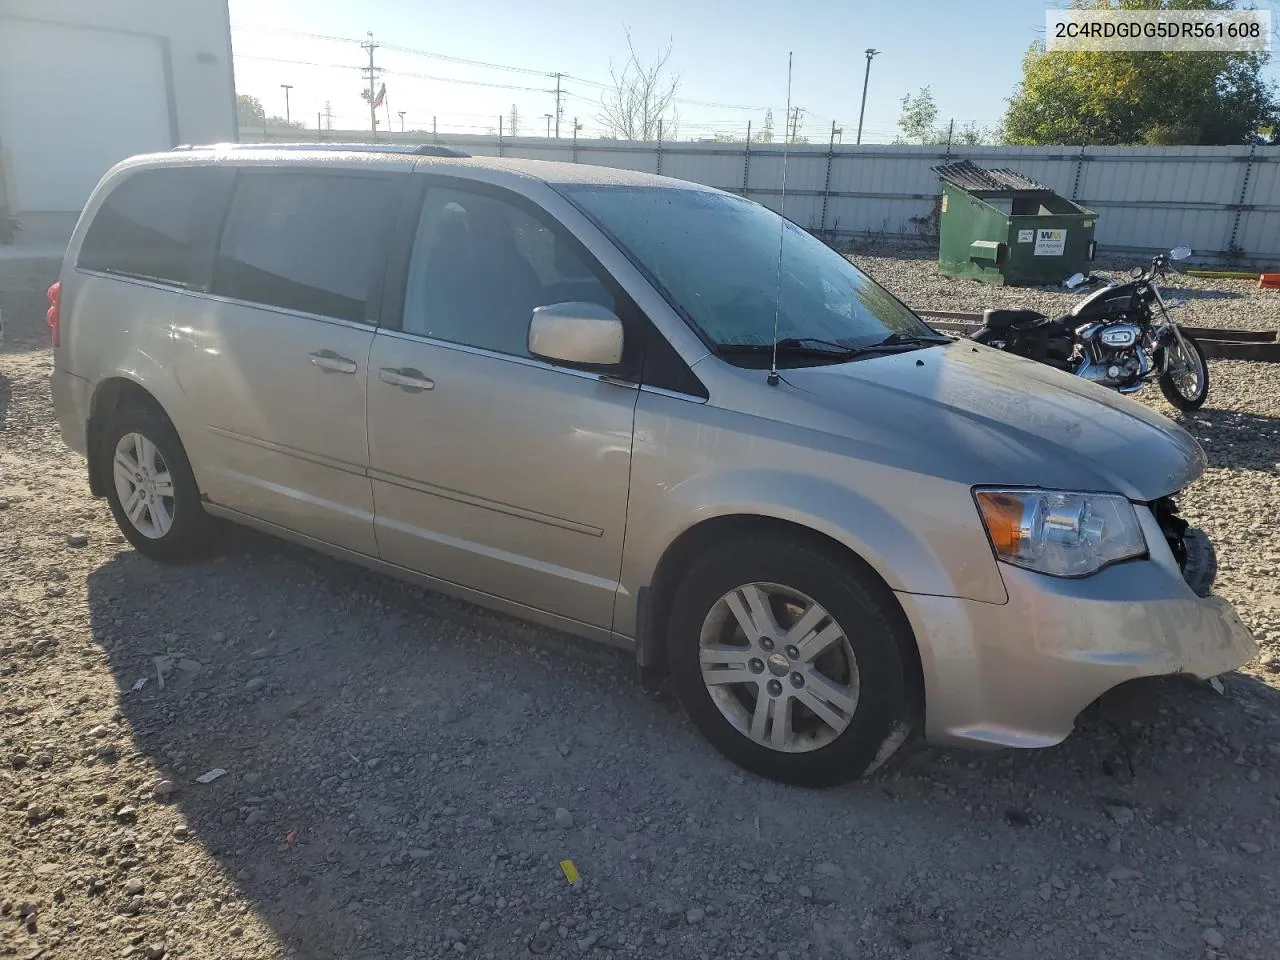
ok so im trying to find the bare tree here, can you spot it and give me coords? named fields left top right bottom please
left=596, top=27, right=680, bottom=141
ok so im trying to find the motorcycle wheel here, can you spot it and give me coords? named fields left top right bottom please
left=1159, top=331, right=1209, bottom=411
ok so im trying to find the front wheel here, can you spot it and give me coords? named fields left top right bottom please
left=666, top=535, right=912, bottom=787
left=1159, top=331, right=1209, bottom=411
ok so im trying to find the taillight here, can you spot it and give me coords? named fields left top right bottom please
left=46, top=281, right=61, bottom=347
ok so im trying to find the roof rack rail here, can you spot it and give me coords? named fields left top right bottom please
left=171, top=142, right=470, bottom=158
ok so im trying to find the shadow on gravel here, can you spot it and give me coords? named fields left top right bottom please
left=86, top=525, right=1280, bottom=960
left=1167, top=406, right=1280, bottom=472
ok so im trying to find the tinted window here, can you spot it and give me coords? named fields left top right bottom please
left=213, top=172, right=396, bottom=323
left=402, top=186, right=615, bottom=357
left=78, top=167, right=232, bottom=289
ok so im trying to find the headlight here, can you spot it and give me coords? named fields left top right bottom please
left=974, top=489, right=1146, bottom=577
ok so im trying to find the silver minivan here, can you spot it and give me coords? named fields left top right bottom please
left=50, top=144, right=1256, bottom=785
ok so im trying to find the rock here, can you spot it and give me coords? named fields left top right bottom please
left=577, top=932, right=600, bottom=950
left=1239, top=841, right=1263, bottom=854
left=250, top=647, right=273, bottom=660
left=172, top=825, right=189, bottom=840
left=144, top=945, right=166, bottom=960
left=1107, top=836, right=1123, bottom=854
left=555, top=808, right=574, bottom=829
left=762, top=872, right=782, bottom=885
left=437, top=705, right=459, bottom=725
left=814, top=862, right=844, bottom=880
left=798, top=886, right=813, bottom=900
left=11, top=753, right=29, bottom=769
left=0, top=498, right=8, bottom=510
left=152, top=779, right=179, bottom=800
left=1105, top=805, right=1135, bottom=825
left=16, top=902, right=37, bottom=918
left=89, top=724, right=110, bottom=738
left=33, top=752, right=52, bottom=768
left=115, top=805, right=138, bottom=823
left=1106, top=866, right=1142, bottom=882
left=245, top=809, right=264, bottom=826
left=244, top=677, right=266, bottom=693
left=1203, top=928, right=1225, bottom=949
left=686, top=907, right=705, bottom=925
left=124, top=879, right=145, bottom=896
left=65, top=532, right=89, bottom=547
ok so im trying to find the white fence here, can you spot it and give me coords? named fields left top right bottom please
left=243, top=128, right=1280, bottom=263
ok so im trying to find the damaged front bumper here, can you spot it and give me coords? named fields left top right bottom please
left=898, top=502, right=1257, bottom=749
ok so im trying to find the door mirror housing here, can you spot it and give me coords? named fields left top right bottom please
left=528, top=302, right=624, bottom=368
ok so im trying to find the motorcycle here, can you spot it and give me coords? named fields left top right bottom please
left=970, top=245, right=1209, bottom=411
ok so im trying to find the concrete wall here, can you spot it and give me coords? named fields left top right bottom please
left=244, top=128, right=1280, bottom=264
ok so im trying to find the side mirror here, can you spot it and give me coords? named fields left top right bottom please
left=528, top=301, right=624, bottom=368
left=1064, top=272, right=1086, bottom=289
left=1170, top=245, right=1192, bottom=261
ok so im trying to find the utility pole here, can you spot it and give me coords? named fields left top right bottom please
left=508, top=104, right=520, bottom=137
left=280, top=84, right=293, bottom=125
left=856, top=48, right=879, bottom=145
left=398, top=110, right=406, bottom=132
left=323, top=101, right=334, bottom=131
left=361, top=33, right=381, bottom=139
left=433, top=116, right=438, bottom=142
left=316, top=111, right=322, bottom=141
left=552, top=72, right=563, bottom=137
left=543, top=113, right=553, bottom=138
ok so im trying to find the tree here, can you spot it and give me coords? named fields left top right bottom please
left=896, top=87, right=940, bottom=144
left=1004, top=0, right=1278, bottom=145
left=236, top=94, right=266, bottom=131
left=956, top=122, right=996, bottom=145
left=597, top=27, right=680, bottom=140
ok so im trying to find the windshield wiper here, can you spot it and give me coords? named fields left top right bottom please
left=715, top=337, right=860, bottom=358
left=872, top=332, right=952, bottom=347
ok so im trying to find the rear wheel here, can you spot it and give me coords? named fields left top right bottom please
left=1159, top=331, right=1209, bottom=411
left=102, top=407, right=218, bottom=562
left=667, top=535, right=911, bottom=786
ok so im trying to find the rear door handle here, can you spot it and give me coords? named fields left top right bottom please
left=379, top=367, right=435, bottom=392
left=309, top=350, right=358, bottom=374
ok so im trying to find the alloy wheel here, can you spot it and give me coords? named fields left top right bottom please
left=698, top=582, right=860, bottom=753
left=112, top=432, right=176, bottom=539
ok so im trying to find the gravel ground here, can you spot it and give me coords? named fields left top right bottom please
left=3, top=255, right=1280, bottom=960
left=853, top=244, right=1280, bottom=334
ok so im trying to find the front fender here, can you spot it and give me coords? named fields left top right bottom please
left=616, top=465, right=1008, bottom=639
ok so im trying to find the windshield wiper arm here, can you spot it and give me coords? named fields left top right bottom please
left=715, top=337, right=860, bottom=357
left=873, top=332, right=952, bottom=347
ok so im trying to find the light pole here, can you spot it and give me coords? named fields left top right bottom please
left=856, top=49, right=879, bottom=145
left=544, top=113, right=553, bottom=138
left=280, top=84, right=293, bottom=125
left=398, top=110, right=406, bottom=132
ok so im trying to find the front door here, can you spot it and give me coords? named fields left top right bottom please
left=366, top=180, right=638, bottom=629
left=173, top=168, right=400, bottom=555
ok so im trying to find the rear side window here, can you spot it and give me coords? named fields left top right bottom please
left=212, top=172, right=396, bottom=323
left=78, top=167, right=232, bottom=289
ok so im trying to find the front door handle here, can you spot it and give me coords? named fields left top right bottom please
left=309, top=350, right=358, bottom=374
left=379, top=367, right=435, bottom=392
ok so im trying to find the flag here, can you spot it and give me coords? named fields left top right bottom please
left=372, top=84, right=386, bottom=109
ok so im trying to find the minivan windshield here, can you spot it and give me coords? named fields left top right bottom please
left=560, top=185, right=940, bottom=365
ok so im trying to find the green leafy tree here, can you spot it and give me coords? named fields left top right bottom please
left=896, top=87, right=940, bottom=144
left=236, top=94, right=266, bottom=131
left=1004, top=0, right=1278, bottom=145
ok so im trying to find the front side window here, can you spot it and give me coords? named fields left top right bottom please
left=560, top=185, right=938, bottom=365
left=402, top=185, right=615, bottom=358
left=212, top=172, right=395, bottom=323
left=78, top=167, right=232, bottom=289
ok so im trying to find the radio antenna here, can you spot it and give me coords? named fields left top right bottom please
left=767, top=52, right=793, bottom=387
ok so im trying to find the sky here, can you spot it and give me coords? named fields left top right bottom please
left=227, top=0, right=1277, bottom=142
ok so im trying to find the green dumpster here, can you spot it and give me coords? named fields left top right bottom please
left=933, top=160, right=1097, bottom=286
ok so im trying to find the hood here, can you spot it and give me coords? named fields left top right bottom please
left=780, top=341, right=1205, bottom=501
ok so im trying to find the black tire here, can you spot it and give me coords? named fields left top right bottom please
left=666, top=535, right=911, bottom=787
left=101, top=405, right=219, bottom=563
left=1159, top=332, right=1209, bottom=412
